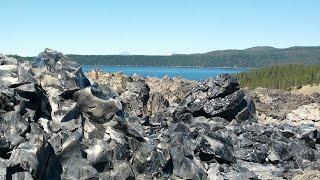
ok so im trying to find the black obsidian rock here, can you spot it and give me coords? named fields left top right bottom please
left=0, top=50, right=319, bottom=180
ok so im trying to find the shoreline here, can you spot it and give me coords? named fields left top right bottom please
left=82, top=64, right=251, bottom=69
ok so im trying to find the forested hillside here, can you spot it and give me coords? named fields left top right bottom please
left=9, top=46, right=320, bottom=67
left=235, top=64, right=320, bottom=89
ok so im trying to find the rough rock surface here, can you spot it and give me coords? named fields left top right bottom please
left=286, top=103, right=320, bottom=127
left=145, top=76, right=196, bottom=103
left=0, top=50, right=319, bottom=179
left=87, top=71, right=196, bottom=104
left=248, top=88, right=320, bottom=128
left=250, top=88, right=320, bottom=120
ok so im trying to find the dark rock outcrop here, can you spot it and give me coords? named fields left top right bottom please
left=121, top=81, right=150, bottom=117
left=174, top=74, right=256, bottom=123
left=0, top=50, right=319, bottom=179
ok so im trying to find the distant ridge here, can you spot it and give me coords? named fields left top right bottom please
left=244, top=46, right=277, bottom=51
left=9, top=46, right=320, bottom=68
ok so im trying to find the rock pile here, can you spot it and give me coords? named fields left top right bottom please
left=0, top=49, right=319, bottom=179
left=87, top=71, right=196, bottom=104
left=250, top=88, right=320, bottom=121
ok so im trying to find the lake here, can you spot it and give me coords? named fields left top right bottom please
left=82, top=65, right=248, bottom=81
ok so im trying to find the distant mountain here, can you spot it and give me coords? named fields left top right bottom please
left=244, top=46, right=277, bottom=52
left=9, top=46, right=320, bottom=68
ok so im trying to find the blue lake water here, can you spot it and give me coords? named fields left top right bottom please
left=82, top=65, right=248, bottom=81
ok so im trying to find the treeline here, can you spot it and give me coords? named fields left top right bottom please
left=235, top=64, right=320, bottom=89
left=7, top=55, right=33, bottom=62
left=8, top=46, right=320, bottom=68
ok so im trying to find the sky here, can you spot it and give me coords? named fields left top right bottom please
left=1, top=0, right=320, bottom=56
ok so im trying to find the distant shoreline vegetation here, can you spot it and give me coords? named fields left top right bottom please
left=235, top=64, right=320, bottom=90
left=8, top=46, right=320, bottom=68
left=82, top=65, right=248, bottom=69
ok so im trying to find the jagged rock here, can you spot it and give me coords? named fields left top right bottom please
left=195, top=134, right=236, bottom=163
left=252, top=88, right=320, bottom=125
left=267, top=149, right=281, bottom=163
left=0, top=56, right=19, bottom=88
left=292, top=170, right=320, bottom=180
left=84, top=139, right=114, bottom=170
left=87, top=71, right=131, bottom=94
left=0, top=50, right=319, bottom=179
left=287, top=103, right=320, bottom=126
left=239, top=161, right=285, bottom=179
left=203, top=90, right=245, bottom=118
left=121, top=81, right=150, bottom=117
left=11, top=172, right=34, bottom=180
left=8, top=139, right=61, bottom=180
left=17, top=62, right=35, bottom=83
left=0, top=111, right=29, bottom=156
left=70, top=86, right=122, bottom=124
left=0, top=54, right=17, bottom=65
left=205, top=74, right=240, bottom=98
left=15, top=83, right=52, bottom=121
left=131, top=143, right=170, bottom=177
left=33, top=48, right=90, bottom=90
left=145, top=76, right=196, bottom=104
left=0, top=92, right=15, bottom=113
left=59, top=139, right=98, bottom=179
left=147, top=92, right=169, bottom=116
left=207, top=163, right=223, bottom=180
left=177, top=74, right=256, bottom=122
left=0, top=64, right=17, bottom=77
left=109, top=162, right=135, bottom=180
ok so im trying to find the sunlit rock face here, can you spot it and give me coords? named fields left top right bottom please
left=0, top=50, right=319, bottom=179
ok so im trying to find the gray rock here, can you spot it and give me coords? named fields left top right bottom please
left=267, top=149, right=281, bottom=163
left=203, top=90, right=246, bottom=119
left=11, top=172, right=34, bottom=180
left=15, top=83, right=52, bottom=121
left=110, top=162, right=135, bottom=180
left=195, top=134, right=236, bottom=163
left=147, top=92, right=169, bottom=116
left=206, top=74, right=240, bottom=98
left=177, top=74, right=256, bottom=122
left=0, top=92, right=15, bottom=113
left=33, top=48, right=90, bottom=90
left=1, top=49, right=319, bottom=180
left=59, top=139, right=98, bottom=179
left=0, top=111, right=29, bottom=155
left=0, top=54, right=17, bottom=65
left=121, top=81, right=150, bottom=117
left=207, top=163, right=223, bottom=180
left=70, top=86, right=122, bottom=124
left=8, top=140, right=61, bottom=180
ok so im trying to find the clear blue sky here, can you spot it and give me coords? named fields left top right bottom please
left=1, top=0, right=320, bottom=56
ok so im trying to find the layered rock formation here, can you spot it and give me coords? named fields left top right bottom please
left=0, top=50, right=319, bottom=179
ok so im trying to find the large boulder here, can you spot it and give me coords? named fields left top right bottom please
left=7, top=139, right=62, bottom=180
left=121, top=81, right=150, bottom=117
left=176, top=74, right=256, bottom=122
left=68, top=86, right=122, bottom=124
left=33, top=48, right=90, bottom=90
left=147, top=92, right=169, bottom=116
left=0, top=111, right=29, bottom=157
